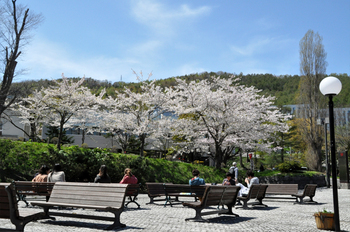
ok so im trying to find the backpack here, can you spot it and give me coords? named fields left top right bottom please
left=228, top=166, right=235, bottom=175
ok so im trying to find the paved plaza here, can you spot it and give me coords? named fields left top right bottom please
left=1, top=187, right=350, bottom=232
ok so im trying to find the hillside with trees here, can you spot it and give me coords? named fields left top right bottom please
left=11, top=72, right=349, bottom=108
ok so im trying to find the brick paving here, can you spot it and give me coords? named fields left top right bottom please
left=1, top=187, right=350, bottom=231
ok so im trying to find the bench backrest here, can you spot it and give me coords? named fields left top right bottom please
left=164, top=184, right=191, bottom=194
left=14, top=181, right=55, bottom=193
left=49, top=182, right=128, bottom=208
left=126, top=183, right=141, bottom=197
left=189, top=185, right=207, bottom=197
left=302, top=184, right=317, bottom=197
left=256, top=184, right=268, bottom=200
left=163, top=184, right=207, bottom=197
left=203, top=186, right=240, bottom=207
left=0, top=183, right=10, bottom=219
left=266, top=184, right=298, bottom=195
left=146, top=182, right=171, bottom=197
left=247, top=184, right=261, bottom=199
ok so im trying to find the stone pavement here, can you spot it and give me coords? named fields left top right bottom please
left=1, top=187, right=350, bottom=231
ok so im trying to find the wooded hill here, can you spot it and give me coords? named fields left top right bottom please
left=12, top=72, right=350, bottom=107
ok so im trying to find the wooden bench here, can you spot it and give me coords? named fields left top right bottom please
left=265, top=184, right=298, bottom=200
left=30, top=182, right=128, bottom=230
left=182, top=185, right=240, bottom=222
left=14, top=181, right=55, bottom=206
left=292, top=184, right=318, bottom=204
left=125, top=183, right=141, bottom=208
left=236, top=184, right=268, bottom=209
left=0, top=183, right=50, bottom=231
left=163, top=184, right=206, bottom=207
left=145, top=182, right=172, bottom=204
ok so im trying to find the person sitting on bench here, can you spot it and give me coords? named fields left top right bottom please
left=236, top=170, right=259, bottom=197
left=32, top=165, right=50, bottom=182
left=222, top=172, right=235, bottom=185
left=189, top=169, right=205, bottom=186
left=120, top=168, right=138, bottom=184
left=94, top=165, right=111, bottom=183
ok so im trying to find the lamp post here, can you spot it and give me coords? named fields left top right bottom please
left=317, top=117, right=330, bottom=188
left=319, top=76, right=342, bottom=231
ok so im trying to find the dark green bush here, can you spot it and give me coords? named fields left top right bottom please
left=276, top=161, right=301, bottom=172
left=0, top=139, right=227, bottom=192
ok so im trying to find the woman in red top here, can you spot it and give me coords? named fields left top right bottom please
left=119, top=168, right=138, bottom=184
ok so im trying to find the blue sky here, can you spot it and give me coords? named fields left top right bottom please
left=15, top=0, right=350, bottom=83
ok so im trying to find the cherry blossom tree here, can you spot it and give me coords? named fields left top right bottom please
left=17, top=74, right=104, bottom=149
left=13, top=89, right=47, bottom=141
left=165, top=76, right=289, bottom=169
left=147, top=115, right=175, bottom=157
left=102, top=75, right=171, bottom=156
left=97, top=110, right=135, bottom=153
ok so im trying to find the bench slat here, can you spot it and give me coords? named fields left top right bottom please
left=50, top=189, right=126, bottom=198
left=30, top=182, right=128, bottom=230
left=183, top=186, right=240, bottom=221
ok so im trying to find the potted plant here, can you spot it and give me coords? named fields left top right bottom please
left=314, top=209, right=335, bottom=230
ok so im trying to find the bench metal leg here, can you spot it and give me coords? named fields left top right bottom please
left=294, top=196, right=317, bottom=204
left=236, top=200, right=249, bottom=209
left=252, top=199, right=268, bottom=207
left=164, top=196, right=173, bottom=207
left=185, top=208, right=207, bottom=222
left=16, top=194, right=29, bottom=207
left=146, top=196, right=155, bottom=204
left=293, top=197, right=303, bottom=204
left=125, top=196, right=141, bottom=208
left=105, top=210, right=126, bottom=230
left=220, top=205, right=239, bottom=217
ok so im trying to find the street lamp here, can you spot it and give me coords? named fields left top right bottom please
left=319, top=76, right=342, bottom=232
left=317, top=117, right=330, bottom=188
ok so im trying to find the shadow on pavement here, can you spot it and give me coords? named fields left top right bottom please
left=40, top=220, right=144, bottom=231
left=207, top=216, right=255, bottom=224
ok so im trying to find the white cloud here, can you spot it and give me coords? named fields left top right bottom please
left=15, top=37, right=145, bottom=83
left=130, top=0, right=211, bottom=36
left=230, top=37, right=273, bottom=56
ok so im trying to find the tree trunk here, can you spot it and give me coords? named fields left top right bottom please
left=215, top=145, right=222, bottom=169
left=81, top=129, right=85, bottom=144
left=30, top=122, right=36, bottom=141
left=139, top=134, right=145, bottom=157
left=57, top=118, right=65, bottom=150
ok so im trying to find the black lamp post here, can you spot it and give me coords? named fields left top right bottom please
left=317, top=117, right=330, bottom=188
left=319, top=76, right=342, bottom=232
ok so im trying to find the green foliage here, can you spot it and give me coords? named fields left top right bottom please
left=45, top=126, right=74, bottom=145
left=126, top=135, right=142, bottom=154
left=0, top=139, right=227, bottom=192
left=276, top=161, right=302, bottom=173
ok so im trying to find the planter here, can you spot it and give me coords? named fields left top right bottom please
left=314, top=212, right=335, bottom=230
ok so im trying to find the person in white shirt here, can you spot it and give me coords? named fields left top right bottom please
left=48, top=163, right=66, bottom=182
left=236, top=170, right=259, bottom=197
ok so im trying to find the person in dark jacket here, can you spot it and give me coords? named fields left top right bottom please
left=222, top=172, right=235, bottom=185
left=94, top=165, right=111, bottom=183
left=189, top=169, right=205, bottom=185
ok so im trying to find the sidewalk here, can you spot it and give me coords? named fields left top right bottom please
left=1, top=187, right=350, bottom=231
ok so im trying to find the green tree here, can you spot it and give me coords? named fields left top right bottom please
left=297, top=29, right=328, bottom=171
left=45, top=126, right=74, bottom=145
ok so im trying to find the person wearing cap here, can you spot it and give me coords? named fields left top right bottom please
left=229, top=162, right=238, bottom=182
left=222, top=172, right=235, bottom=185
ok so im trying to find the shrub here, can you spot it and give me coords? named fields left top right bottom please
left=276, top=161, right=302, bottom=172
left=81, top=143, right=89, bottom=148
left=51, top=137, right=59, bottom=144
